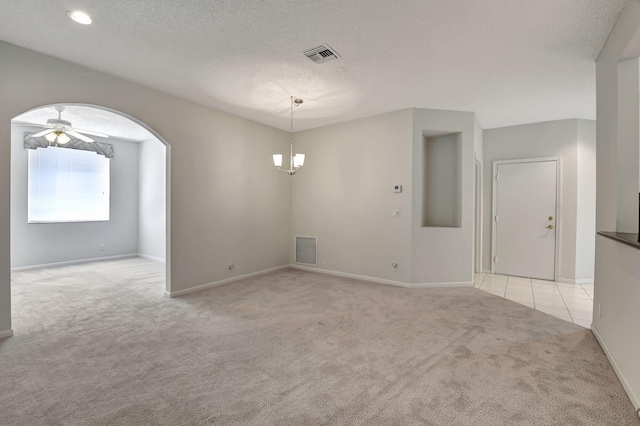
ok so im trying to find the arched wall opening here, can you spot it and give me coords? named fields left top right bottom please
left=9, top=103, right=171, bottom=296
left=0, top=41, right=294, bottom=339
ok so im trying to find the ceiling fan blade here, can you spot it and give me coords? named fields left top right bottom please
left=11, top=120, right=50, bottom=129
left=72, top=128, right=109, bottom=138
left=31, top=129, right=55, bottom=138
left=66, top=130, right=94, bottom=143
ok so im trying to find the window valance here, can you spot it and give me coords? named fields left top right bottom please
left=24, top=131, right=114, bottom=158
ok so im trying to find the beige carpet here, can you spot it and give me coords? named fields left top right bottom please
left=1, top=258, right=638, bottom=425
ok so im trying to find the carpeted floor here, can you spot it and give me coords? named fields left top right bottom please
left=2, top=258, right=638, bottom=425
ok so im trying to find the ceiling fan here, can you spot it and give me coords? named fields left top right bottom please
left=31, top=105, right=108, bottom=144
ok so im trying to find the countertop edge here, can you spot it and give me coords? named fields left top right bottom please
left=598, top=231, right=640, bottom=250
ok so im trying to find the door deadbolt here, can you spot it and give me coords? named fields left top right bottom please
left=548, top=216, right=553, bottom=221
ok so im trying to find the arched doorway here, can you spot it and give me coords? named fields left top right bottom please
left=9, top=104, right=171, bottom=326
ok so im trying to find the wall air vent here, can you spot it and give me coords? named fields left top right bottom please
left=295, top=236, right=317, bottom=266
left=302, top=44, right=341, bottom=64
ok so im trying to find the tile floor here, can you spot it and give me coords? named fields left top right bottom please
left=474, top=273, right=594, bottom=328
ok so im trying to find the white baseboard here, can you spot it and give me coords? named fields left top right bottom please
left=165, top=265, right=291, bottom=297
left=167, top=263, right=480, bottom=298
left=138, top=254, right=166, bottom=263
left=482, top=268, right=491, bottom=274
left=592, top=324, right=640, bottom=412
left=412, top=281, right=474, bottom=288
left=11, top=254, right=139, bottom=272
left=557, top=278, right=595, bottom=285
left=292, top=265, right=472, bottom=289
left=292, top=264, right=412, bottom=288
left=0, top=329, right=14, bottom=339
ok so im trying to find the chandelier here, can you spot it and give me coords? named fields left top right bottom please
left=273, top=96, right=305, bottom=175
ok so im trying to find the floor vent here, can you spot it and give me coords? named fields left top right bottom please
left=295, top=236, right=317, bottom=266
left=302, top=44, right=341, bottom=64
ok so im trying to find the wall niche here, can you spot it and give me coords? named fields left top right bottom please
left=422, top=131, right=462, bottom=228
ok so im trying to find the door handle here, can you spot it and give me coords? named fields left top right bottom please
left=545, top=225, right=554, bottom=229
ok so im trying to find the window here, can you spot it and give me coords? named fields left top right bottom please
left=28, top=147, right=110, bottom=223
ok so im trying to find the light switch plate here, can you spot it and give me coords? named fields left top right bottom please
left=392, top=209, right=400, bottom=218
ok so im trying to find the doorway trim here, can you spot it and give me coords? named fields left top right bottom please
left=491, top=156, right=562, bottom=280
left=474, top=156, right=483, bottom=273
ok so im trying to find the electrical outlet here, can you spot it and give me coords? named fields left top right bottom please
left=598, top=304, right=601, bottom=318
left=228, top=261, right=234, bottom=270
left=100, top=244, right=105, bottom=251
left=321, top=261, right=327, bottom=269
left=392, top=263, right=398, bottom=271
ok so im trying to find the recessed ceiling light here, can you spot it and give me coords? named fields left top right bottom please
left=68, top=10, right=93, bottom=25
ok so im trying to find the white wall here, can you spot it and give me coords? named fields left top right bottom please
left=411, top=109, right=476, bottom=285
left=575, top=120, right=596, bottom=282
left=482, top=119, right=598, bottom=283
left=593, top=236, right=640, bottom=409
left=138, top=138, right=166, bottom=261
left=592, top=0, right=640, bottom=411
left=0, top=41, right=292, bottom=335
left=291, top=109, right=414, bottom=285
left=291, top=107, right=477, bottom=287
left=616, top=58, right=640, bottom=232
left=10, top=124, right=140, bottom=268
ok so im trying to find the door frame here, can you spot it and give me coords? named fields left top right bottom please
left=474, top=156, right=483, bottom=273
left=491, top=156, right=562, bottom=280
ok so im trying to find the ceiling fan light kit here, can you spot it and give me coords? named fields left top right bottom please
left=44, top=131, right=71, bottom=145
left=273, top=97, right=305, bottom=176
left=30, top=105, right=104, bottom=144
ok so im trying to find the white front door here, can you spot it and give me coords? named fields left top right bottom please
left=493, top=159, right=557, bottom=280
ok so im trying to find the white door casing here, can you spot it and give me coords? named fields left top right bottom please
left=492, top=158, right=559, bottom=280
left=474, top=157, right=483, bottom=273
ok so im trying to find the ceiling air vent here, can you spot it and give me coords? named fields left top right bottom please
left=302, top=44, right=341, bottom=64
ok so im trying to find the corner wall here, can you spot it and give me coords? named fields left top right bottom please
left=411, top=109, right=476, bottom=285
left=291, top=108, right=478, bottom=287
left=593, top=0, right=640, bottom=411
left=616, top=58, right=640, bottom=232
left=576, top=120, right=597, bottom=282
left=138, top=138, right=166, bottom=261
left=291, top=109, right=414, bottom=285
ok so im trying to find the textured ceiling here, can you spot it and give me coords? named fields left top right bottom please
left=0, top=0, right=627, bottom=131
left=12, top=105, right=155, bottom=142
